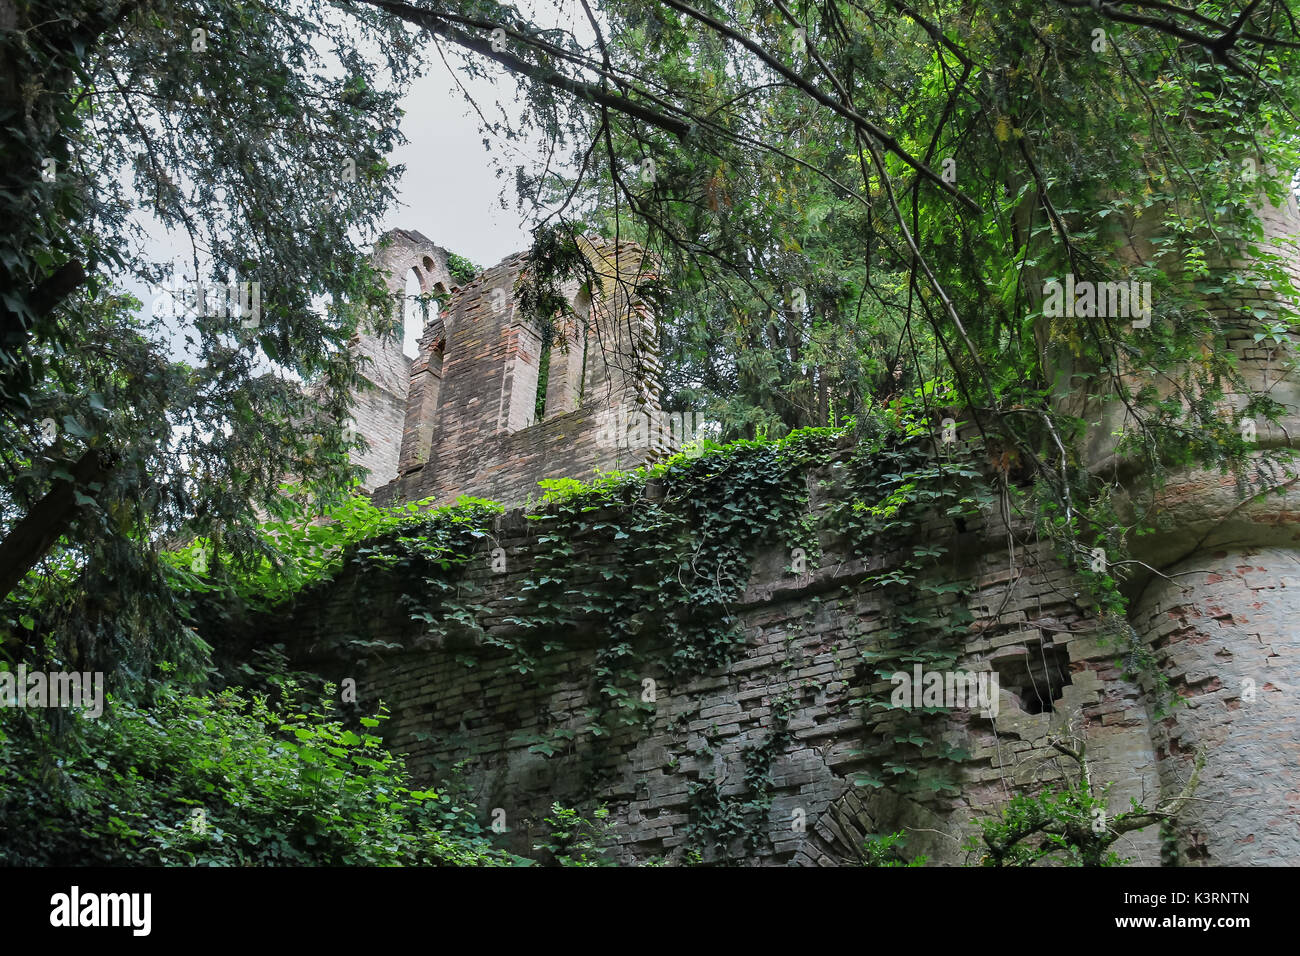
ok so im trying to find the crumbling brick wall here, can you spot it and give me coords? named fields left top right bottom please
left=369, top=236, right=673, bottom=508
left=264, top=456, right=1174, bottom=866
left=351, top=229, right=457, bottom=492
left=308, top=200, right=1300, bottom=864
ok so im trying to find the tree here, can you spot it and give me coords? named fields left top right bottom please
left=966, top=734, right=1207, bottom=866
left=6, top=0, right=1300, bottom=689
left=347, top=0, right=1300, bottom=441
left=354, top=0, right=1300, bottom=615
left=0, top=1, right=417, bottom=678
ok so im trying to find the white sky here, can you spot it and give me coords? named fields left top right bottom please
left=131, top=9, right=592, bottom=362
left=388, top=41, right=571, bottom=354
left=379, top=65, right=536, bottom=268
left=380, top=0, right=596, bottom=267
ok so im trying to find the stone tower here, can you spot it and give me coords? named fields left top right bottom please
left=356, top=231, right=673, bottom=507
left=350, top=229, right=458, bottom=492
left=1074, top=182, right=1300, bottom=864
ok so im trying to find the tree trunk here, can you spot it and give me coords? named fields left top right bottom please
left=0, top=447, right=117, bottom=605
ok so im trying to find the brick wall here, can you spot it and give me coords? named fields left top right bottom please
left=370, top=236, right=673, bottom=508
left=307, top=197, right=1300, bottom=864
left=264, top=454, right=1176, bottom=866
left=351, top=229, right=457, bottom=492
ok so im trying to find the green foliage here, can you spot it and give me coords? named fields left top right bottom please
left=549, top=0, right=1300, bottom=473
left=0, top=682, right=521, bottom=866
left=167, top=489, right=503, bottom=614
left=534, top=802, right=617, bottom=866
left=473, top=427, right=840, bottom=754
left=1, top=0, right=420, bottom=687
left=964, top=782, right=1131, bottom=868
left=960, top=739, right=1206, bottom=867
left=445, top=252, right=481, bottom=286
left=829, top=413, right=990, bottom=796
left=503, top=0, right=1300, bottom=694
left=684, top=691, right=795, bottom=862
left=859, top=831, right=927, bottom=867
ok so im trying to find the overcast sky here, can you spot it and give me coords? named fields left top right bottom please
left=135, top=11, right=588, bottom=362
left=381, top=40, right=573, bottom=354
left=378, top=2, right=593, bottom=270
left=378, top=64, right=538, bottom=270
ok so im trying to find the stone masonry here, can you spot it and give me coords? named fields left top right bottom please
left=351, top=229, right=458, bottom=492
left=355, top=230, right=673, bottom=503
left=265, top=453, right=1166, bottom=866
left=282, top=217, right=1300, bottom=865
left=1073, top=183, right=1300, bottom=866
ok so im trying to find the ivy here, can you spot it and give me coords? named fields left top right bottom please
left=0, top=680, right=523, bottom=867
left=684, top=691, right=795, bottom=863
left=492, top=427, right=839, bottom=744
left=167, top=404, right=1208, bottom=859
left=859, top=831, right=928, bottom=867
left=823, top=423, right=992, bottom=797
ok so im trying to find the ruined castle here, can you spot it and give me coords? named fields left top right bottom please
left=349, top=229, right=675, bottom=507
left=266, top=220, right=1300, bottom=866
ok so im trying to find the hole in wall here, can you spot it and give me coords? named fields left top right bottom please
left=402, top=268, right=423, bottom=359
left=991, top=642, right=1071, bottom=714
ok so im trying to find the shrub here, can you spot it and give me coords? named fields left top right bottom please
left=0, top=682, right=521, bottom=866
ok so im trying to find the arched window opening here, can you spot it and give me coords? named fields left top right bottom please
left=574, top=287, right=592, bottom=407
left=402, top=268, right=424, bottom=359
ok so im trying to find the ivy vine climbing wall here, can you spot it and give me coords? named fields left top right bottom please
left=242, top=421, right=1202, bottom=866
